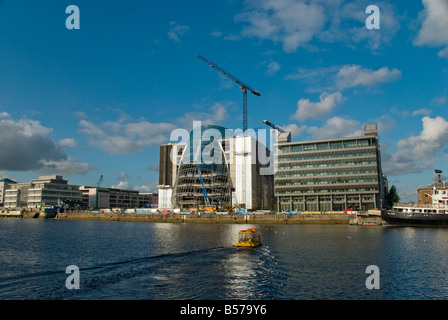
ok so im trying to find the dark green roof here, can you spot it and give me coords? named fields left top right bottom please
left=0, top=178, right=17, bottom=184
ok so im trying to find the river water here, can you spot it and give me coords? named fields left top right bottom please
left=1, top=218, right=448, bottom=300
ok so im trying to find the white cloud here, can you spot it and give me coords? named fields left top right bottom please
left=286, top=64, right=401, bottom=92
left=259, top=59, right=281, bottom=76
left=167, top=21, right=189, bottom=42
left=432, top=94, right=446, bottom=106
left=235, top=0, right=326, bottom=52
left=414, top=0, right=448, bottom=59
left=281, top=117, right=363, bottom=141
left=306, top=116, right=363, bottom=140
left=280, top=123, right=306, bottom=138
left=372, top=114, right=397, bottom=134
left=79, top=118, right=177, bottom=155
left=111, top=181, right=158, bottom=193
left=223, top=34, right=241, bottom=41
left=438, top=46, right=448, bottom=59
left=265, top=61, right=281, bottom=76
left=292, top=92, right=343, bottom=122
left=175, top=102, right=229, bottom=129
left=236, top=0, right=400, bottom=53
left=111, top=181, right=131, bottom=190
left=134, top=182, right=158, bottom=193
left=284, top=65, right=339, bottom=92
left=383, top=116, right=448, bottom=176
left=58, top=138, right=78, bottom=148
left=210, top=30, right=240, bottom=41
left=117, top=172, right=129, bottom=180
left=210, top=31, right=223, bottom=38
left=335, top=65, right=401, bottom=90
left=319, top=1, right=401, bottom=51
left=412, top=108, right=432, bottom=116
left=74, top=111, right=87, bottom=119
left=78, top=103, right=230, bottom=155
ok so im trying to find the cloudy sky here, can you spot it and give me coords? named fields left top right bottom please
left=0, top=0, right=447, bottom=201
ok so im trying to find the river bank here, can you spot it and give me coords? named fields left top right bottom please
left=0, top=210, right=384, bottom=225
left=58, top=211, right=355, bottom=224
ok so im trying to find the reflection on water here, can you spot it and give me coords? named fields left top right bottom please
left=221, top=245, right=286, bottom=300
left=1, top=219, right=448, bottom=299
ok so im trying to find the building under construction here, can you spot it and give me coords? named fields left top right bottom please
left=158, top=124, right=276, bottom=211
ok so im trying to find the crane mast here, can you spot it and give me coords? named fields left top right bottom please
left=197, top=54, right=260, bottom=132
left=196, top=166, right=210, bottom=206
left=96, top=175, right=103, bottom=188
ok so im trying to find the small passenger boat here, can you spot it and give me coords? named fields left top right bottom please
left=234, top=228, right=261, bottom=248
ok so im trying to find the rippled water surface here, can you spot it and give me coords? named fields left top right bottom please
left=1, top=218, right=448, bottom=300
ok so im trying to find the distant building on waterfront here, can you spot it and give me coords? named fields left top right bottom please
left=79, top=186, right=157, bottom=209
left=4, top=175, right=82, bottom=208
left=2, top=175, right=158, bottom=210
left=275, top=124, right=386, bottom=212
left=0, top=178, right=16, bottom=207
left=417, top=173, right=447, bottom=205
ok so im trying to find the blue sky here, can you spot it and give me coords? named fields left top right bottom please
left=0, top=0, right=447, bottom=202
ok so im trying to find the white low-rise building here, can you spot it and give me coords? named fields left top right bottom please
left=2, top=175, right=158, bottom=210
left=4, top=175, right=82, bottom=208
left=0, top=178, right=16, bottom=207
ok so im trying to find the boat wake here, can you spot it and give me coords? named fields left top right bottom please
left=0, top=244, right=289, bottom=300
left=0, top=247, right=226, bottom=300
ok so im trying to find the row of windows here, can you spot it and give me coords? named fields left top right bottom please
left=275, top=168, right=377, bottom=178
left=279, top=139, right=376, bottom=153
left=279, top=195, right=375, bottom=202
left=275, top=177, right=378, bottom=187
left=278, top=150, right=377, bottom=162
left=276, top=187, right=378, bottom=195
left=280, top=202, right=377, bottom=211
left=278, top=159, right=377, bottom=170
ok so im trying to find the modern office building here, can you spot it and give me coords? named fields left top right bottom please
left=79, top=186, right=158, bottom=209
left=275, top=124, right=385, bottom=212
left=0, top=178, right=16, bottom=206
left=158, top=124, right=275, bottom=211
left=3, top=182, right=32, bottom=208
left=158, top=143, right=182, bottom=210
left=4, top=175, right=82, bottom=208
left=3, top=175, right=157, bottom=209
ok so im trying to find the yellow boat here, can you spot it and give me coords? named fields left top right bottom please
left=234, top=228, right=262, bottom=248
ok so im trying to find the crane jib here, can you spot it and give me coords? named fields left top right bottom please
left=196, top=54, right=260, bottom=97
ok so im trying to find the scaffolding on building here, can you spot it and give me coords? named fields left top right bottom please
left=171, top=125, right=234, bottom=211
left=172, top=162, right=232, bottom=210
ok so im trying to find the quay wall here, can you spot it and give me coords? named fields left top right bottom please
left=56, top=212, right=353, bottom=224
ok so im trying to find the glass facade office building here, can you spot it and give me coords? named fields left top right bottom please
left=275, top=124, right=385, bottom=212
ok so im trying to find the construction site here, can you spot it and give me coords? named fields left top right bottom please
left=158, top=54, right=280, bottom=213
left=158, top=125, right=277, bottom=212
